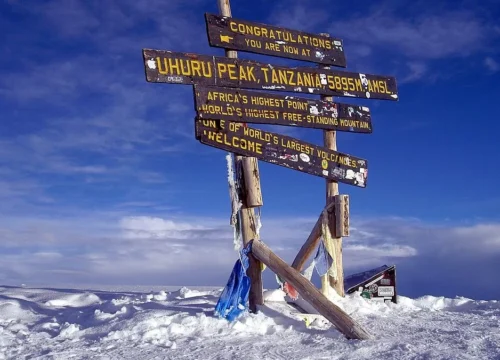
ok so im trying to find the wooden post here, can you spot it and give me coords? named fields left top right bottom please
left=217, top=0, right=264, bottom=313
left=291, top=203, right=333, bottom=272
left=320, top=33, right=345, bottom=298
left=251, top=239, right=371, bottom=340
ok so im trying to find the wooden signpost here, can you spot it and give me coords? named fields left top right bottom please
left=204, top=13, right=347, bottom=67
left=195, top=119, right=368, bottom=187
left=142, top=49, right=398, bottom=100
left=320, top=32, right=343, bottom=298
left=194, top=85, right=373, bottom=133
left=141, top=0, right=399, bottom=341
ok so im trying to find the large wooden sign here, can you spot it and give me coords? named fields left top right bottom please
left=195, top=119, right=368, bottom=188
left=142, top=49, right=398, bottom=101
left=205, top=13, right=346, bottom=67
left=194, top=85, right=372, bottom=133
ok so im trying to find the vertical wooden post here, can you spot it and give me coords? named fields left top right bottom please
left=217, top=0, right=264, bottom=313
left=320, top=33, right=345, bottom=298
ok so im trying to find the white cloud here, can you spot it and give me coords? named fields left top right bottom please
left=484, top=57, right=499, bottom=72
left=119, top=216, right=210, bottom=240
left=0, top=0, right=204, bottom=191
left=328, top=10, right=491, bottom=60
left=268, top=3, right=329, bottom=34
left=401, top=62, right=428, bottom=83
left=1, top=211, right=500, bottom=299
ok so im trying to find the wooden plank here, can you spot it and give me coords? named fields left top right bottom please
left=142, top=49, right=399, bottom=101
left=204, top=13, right=346, bottom=67
left=291, top=209, right=325, bottom=272
left=195, top=119, right=369, bottom=188
left=194, top=85, right=372, bottom=133
left=250, top=239, right=372, bottom=340
left=335, top=194, right=349, bottom=237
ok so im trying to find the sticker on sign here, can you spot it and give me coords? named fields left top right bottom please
left=377, top=286, right=395, bottom=297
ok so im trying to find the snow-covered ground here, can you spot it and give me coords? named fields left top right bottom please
left=0, top=284, right=499, bottom=359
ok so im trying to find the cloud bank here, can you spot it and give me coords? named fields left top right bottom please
left=1, top=212, right=499, bottom=300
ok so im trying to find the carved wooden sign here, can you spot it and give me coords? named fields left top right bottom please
left=205, top=13, right=346, bottom=66
left=194, top=85, right=372, bottom=133
left=195, top=119, right=369, bottom=188
left=142, top=49, right=399, bottom=101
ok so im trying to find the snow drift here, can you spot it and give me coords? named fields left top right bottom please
left=0, top=284, right=498, bottom=359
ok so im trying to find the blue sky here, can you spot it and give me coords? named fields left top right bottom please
left=1, top=0, right=500, bottom=300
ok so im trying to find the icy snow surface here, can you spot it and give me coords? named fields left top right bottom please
left=0, top=284, right=499, bottom=359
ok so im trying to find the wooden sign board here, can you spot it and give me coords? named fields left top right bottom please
left=194, top=85, right=372, bottom=133
left=195, top=119, right=368, bottom=188
left=142, top=49, right=399, bottom=101
left=205, top=13, right=346, bottom=67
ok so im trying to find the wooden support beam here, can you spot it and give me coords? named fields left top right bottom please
left=320, top=33, right=344, bottom=298
left=251, top=239, right=372, bottom=340
left=217, top=0, right=264, bottom=313
left=291, top=203, right=334, bottom=272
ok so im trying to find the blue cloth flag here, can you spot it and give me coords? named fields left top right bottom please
left=313, top=241, right=333, bottom=277
left=214, top=243, right=252, bottom=321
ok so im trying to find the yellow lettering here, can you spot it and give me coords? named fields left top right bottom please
left=341, top=77, right=349, bottom=91
left=271, top=69, right=279, bottom=83
left=280, top=139, right=313, bottom=155
left=355, top=78, right=362, bottom=91
left=206, top=129, right=264, bottom=155
left=261, top=67, right=269, bottom=82
left=245, top=66, right=256, bottom=82
left=282, top=112, right=302, bottom=122
left=283, top=45, right=299, bottom=55
left=379, top=80, right=389, bottom=94
left=191, top=60, right=201, bottom=77
left=202, top=120, right=217, bottom=128
left=285, top=99, right=307, bottom=111
left=217, top=63, right=228, bottom=78
left=347, top=78, right=355, bottom=91
left=287, top=70, right=296, bottom=86
left=334, top=76, right=342, bottom=90
left=245, top=38, right=262, bottom=49
left=368, top=80, right=373, bottom=93
left=227, top=64, right=237, bottom=80
left=303, top=73, right=313, bottom=87
left=279, top=69, right=288, bottom=85
left=157, top=57, right=212, bottom=78
left=226, top=20, right=333, bottom=51
left=265, top=42, right=280, bottom=52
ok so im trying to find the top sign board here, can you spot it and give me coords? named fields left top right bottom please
left=205, top=13, right=346, bottom=67
left=142, top=49, right=399, bottom=101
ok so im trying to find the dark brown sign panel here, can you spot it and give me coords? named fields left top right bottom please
left=195, top=119, right=368, bottom=188
left=142, top=49, right=399, bottom=101
left=205, top=13, right=346, bottom=67
left=194, top=85, right=373, bottom=133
